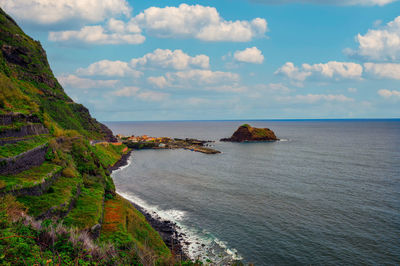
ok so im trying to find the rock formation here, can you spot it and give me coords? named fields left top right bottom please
left=220, top=124, right=278, bottom=142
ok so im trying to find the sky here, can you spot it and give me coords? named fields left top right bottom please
left=1, top=0, right=400, bottom=121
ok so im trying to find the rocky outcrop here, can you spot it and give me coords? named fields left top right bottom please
left=1, top=44, right=30, bottom=67
left=0, top=113, right=41, bottom=126
left=0, top=144, right=47, bottom=175
left=220, top=124, right=278, bottom=142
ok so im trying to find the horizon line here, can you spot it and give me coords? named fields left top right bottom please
left=102, top=118, right=400, bottom=123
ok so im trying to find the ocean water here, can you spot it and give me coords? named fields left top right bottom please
left=106, top=120, right=400, bottom=265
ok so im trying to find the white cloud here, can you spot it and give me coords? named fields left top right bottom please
left=165, top=69, right=240, bottom=86
left=147, top=76, right=169, bottom=88
left=302, top=62, right=363, bottom=79
left=49, top=25, right=145, bottom=45
left=279, top=94, right=354, bottom=103
left=275, top=62, right=311, bottom=84
left=148, top=70, right=241, bottom=91
left=0, top=0, right=131, bottom=25
left=111, top=86, right=169, bottom=101
left=77, top=60, right=142, bottom=78
left=131, top=49, right=209, bottom=70
left=276, top=61, right=363, bottom=85
left=58, top=74, right=118, bottom=89
left=349, top=16, right=400, bottom=61
left=348, top=87, right=358, bottom=93
left=364, top=62, right=400, bottom=79
left=234, top=47, right=264, bottom=64
left=112, top=86, right=140, bottom=96
left=137, top=91, right=169, bottom=101
left=260, top=83, right=291, bottom=93
left=204, top=85, right=247, bottom=92
left=75, top=49, right=209, bottom=79
left=107, top=18, right=141, bottom=33
left=377, top=89, right=400, bottom=99
left=250, top=0, right=397, bottom=6
left=133, top=4, right=267, bottom=42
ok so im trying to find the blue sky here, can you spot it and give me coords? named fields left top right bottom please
left=1, top=0, right=400, bottom=120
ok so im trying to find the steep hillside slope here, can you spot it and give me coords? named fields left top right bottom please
left=0, top=7, right=174, bottom=265
left=0, top=8, right=115, bottom=141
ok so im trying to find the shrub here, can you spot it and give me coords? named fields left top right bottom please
left=62, top=166, right=76, bottom=178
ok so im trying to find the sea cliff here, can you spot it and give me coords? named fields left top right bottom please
left=0, top=8, right=176, bottom=265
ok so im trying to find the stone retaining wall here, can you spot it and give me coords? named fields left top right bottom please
left=0, top=168, right=61, bottom=197
left=0, top=123, right=48, bottom=139
left=0, top=144, right=47, bottom=175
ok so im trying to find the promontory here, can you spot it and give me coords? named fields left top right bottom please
left=220, top=124, right=278, bottom=142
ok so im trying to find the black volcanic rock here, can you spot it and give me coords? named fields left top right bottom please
left=221, top=124, right=278, bottom=142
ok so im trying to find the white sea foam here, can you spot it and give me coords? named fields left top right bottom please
left=117, top=190, right=243, bottom=263
left=111, top=155, right=133, bottom=174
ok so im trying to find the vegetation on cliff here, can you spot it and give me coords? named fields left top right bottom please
left=0, top=7, right=177, bottom=265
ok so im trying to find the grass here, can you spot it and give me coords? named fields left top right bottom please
left=63, top=182, right=104, bottom=230
left=0, top=7, right=178, bottom=264
left=0, top=162, right=62, bottom=192
left=16, top=175, right=81, bottom=217
left=0, top=121, right=25, bottom=133
left=101, top=197, right=124, bottom=234
left=0, top=135, right=50, bottom=158
left=0, top=73, right=39, bottom=115
left=101, top=195, right=171, bottom=259
left=91, top=143, right=128, bottom=168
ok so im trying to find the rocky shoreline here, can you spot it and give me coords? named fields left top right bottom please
left=108, top=149, right=133, bottom=172
left=128, top=201, right=189, bottom=261
left=109, top=149, right=190, bottom=261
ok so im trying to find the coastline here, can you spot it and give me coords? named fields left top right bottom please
left=109, top=149, right=189, bottom=261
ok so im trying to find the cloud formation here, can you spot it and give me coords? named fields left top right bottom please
left=58, top=74, right=118, bottom=89
left=234, top=47, right=264, bottom=64
left=349, top=16, right=400, bottom=61
left=279, top=94, right=354, bottom=103
left=147, top=70, right=241, bottom=92
left=137, top=91, right=169, bottom=102
left=377, top=89, right=400, bottom=99
left=77, top=60, right=142, bottom=78
left=276, top=61, right=363, bottom=85
left=49, top=23, right=145, bottom=45
left=250, top=0, right=396, bottom=6
left=112, top=86, right=168, bottom=101
left=76, top=49, right=209, bottom=81
left=47, top=3, right=267, bottom=44
left=275, top=62, right=311, bottom=83
left=133, top=4, right=267, bottom=42
left=112, top=86, right=140, bottom=96
left=131, top=49, right=209, bottom=70
left=364, top=63, right=400, bottom=79
left=0, top=0, right=131, bottom=25
left=152, top=70, right=240, bottom=88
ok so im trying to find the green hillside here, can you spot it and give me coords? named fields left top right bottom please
left=0, top=7, right=177, bottom=265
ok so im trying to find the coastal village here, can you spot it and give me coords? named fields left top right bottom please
left=115, top=134, right=221, bottom=154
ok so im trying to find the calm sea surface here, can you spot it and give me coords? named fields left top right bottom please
left=106, top=120, right=400, bottom=265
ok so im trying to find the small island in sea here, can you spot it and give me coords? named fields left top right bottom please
left=221, top=124, right=279, bottom=142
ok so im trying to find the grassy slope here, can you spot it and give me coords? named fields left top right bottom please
left=0, top=162, right=62, bottom=191
left=0, top=7, right=173, bottom=265
left=0, top=8, right=112, bottom=140
left=101, top=195, right=171, bottom=262
left=0, top=135, right=50, bottom=158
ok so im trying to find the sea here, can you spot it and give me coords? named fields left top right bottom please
left=105, top=120, right=400, bottom=265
